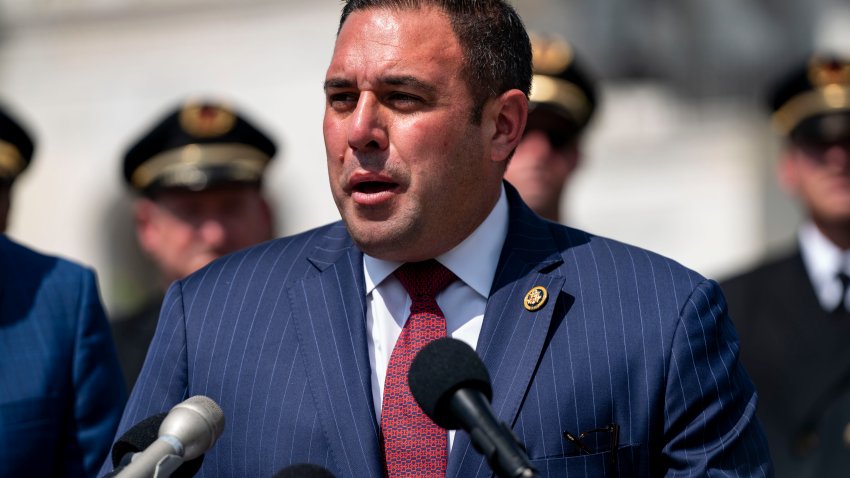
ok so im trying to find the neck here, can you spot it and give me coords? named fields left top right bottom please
left=536, top=203, right=561, bottom=222
left=814, top=220, right=850, bottom=251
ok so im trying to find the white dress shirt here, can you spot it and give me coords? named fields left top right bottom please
left=798, top=221, right=850, bottom=313
left=363, top=184, right=509, bottom=448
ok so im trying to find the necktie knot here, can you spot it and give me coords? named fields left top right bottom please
left=833, top=271, right=850, bottom=315
left=394, top=260, right=457, bottom=303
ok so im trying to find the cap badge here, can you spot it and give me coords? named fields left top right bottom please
left=809, top=58, right=850, bottom=88
left=531, top=33, right=573, bottom=76
left=523, top=286, right=548, bottom=312
left=179, top=103, right=236, bottom=138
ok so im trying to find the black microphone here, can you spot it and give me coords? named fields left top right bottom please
left=272, top=463, right=336, bottom=477
left=408, top=337, right=538, bottom=478
left=111, top=395, right=225, bottom=478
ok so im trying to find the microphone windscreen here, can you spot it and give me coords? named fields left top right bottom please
left=112, top=412, right=168, bottom=466
left=111, top=411, right=205, bottom=478
left=408, top=337, right=492, bottom=429
left=273, top=463, right=336, bottom=477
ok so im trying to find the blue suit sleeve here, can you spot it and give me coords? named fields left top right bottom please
left=99, top=280, right=189, bottom=476
left=662, top=279, right=773, bottom=476
left=70, top=267, right=128, bottom=477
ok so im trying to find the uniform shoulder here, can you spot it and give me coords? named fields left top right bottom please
left=719, top=249, right=799, bottom=290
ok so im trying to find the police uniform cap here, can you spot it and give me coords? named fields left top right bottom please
left=528, top=33, right=597, bottom=142
left=769, top=55, right=850, bottom=144
left=0, top=105, right=35, bottom=186
left=123, top=100, right=277, bottom=194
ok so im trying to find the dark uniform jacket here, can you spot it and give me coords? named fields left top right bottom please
left=111, top=295, right=163, bottom=392
left=722, top=249, right=850, bottom=477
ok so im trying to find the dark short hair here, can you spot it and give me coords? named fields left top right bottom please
left=338, top=0, right=532, bottom=123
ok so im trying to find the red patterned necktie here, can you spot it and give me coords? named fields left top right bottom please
left=382, top=260, right=457, bottom=478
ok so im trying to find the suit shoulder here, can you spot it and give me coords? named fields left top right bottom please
left=0, top=235, right=94, bottom=286
left=549, top=223, right=706, bottom=284
left=179, top=221, right=349, bottom=289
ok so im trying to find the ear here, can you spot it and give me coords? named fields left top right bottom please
left=776, top=149, right=801, bottom=195
left=564, top=143, right=581, bottom=174
left=487, top=89, right=528, bottom=164
left=133, top=198, right=160, bottom=255
left=259, top=194, right=275, bottom=238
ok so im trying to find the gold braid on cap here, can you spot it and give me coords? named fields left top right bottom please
left=0, top=140, right=25, bottom=180
left=530, top=75, right=593, bottom=125
left=131, top=143, right=271, bottom=190
left=773, top=57, right=850, bottom=135
left=528, top=33, right=592, bottom=125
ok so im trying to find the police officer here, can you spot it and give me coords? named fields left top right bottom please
left=0, top=104, right=35, bottom=232
left=113, top=99, right=278, bottom=391
left=504, top=33, right=597, bottom=222
left=722, top=55, right=850, bottom=477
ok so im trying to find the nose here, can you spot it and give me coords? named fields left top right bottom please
left=520, top=130, right=556, bottom=155
left=197, top=218, right=227, bottom=251
left=348, top=93, right=389, bottom=153
left=824, top=144, right=850, bottom=171
left=516, top=129, right=558, bottom=168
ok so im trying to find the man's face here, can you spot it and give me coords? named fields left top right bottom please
left=505, top=110, right=579, bottom=220
left=135, top=184, right=273, bottom=283
left=323, top=6, right=509, bottom=262
left=780, top=140, right=850, bottom=224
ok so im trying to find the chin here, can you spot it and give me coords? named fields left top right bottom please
left=349, top=222, right=427, bottom=261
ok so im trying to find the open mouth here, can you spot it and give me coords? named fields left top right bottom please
left=350, top=178, right=400, bottom=206
left=354, top=181, right=398, bottom=194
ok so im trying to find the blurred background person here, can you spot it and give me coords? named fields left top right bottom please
left=0, top=103, right=126, bottom=477
left=721, top=54, right=850, bottom=477
left=504, top=33, right=597, bottom=222
left=112, top=99, right=278, bottom=391
left=0, top=104, right=34, bottom=232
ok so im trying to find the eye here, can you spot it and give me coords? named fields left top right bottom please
left=385, top=92, right=424, bottom=111
left=327, top=92, right=358, bottom=111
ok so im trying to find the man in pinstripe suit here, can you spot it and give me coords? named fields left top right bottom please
left=106, top=1, right=772, bottom=476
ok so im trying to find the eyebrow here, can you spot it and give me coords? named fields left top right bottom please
left=382, top=75, right=437, bottom=95
left=324, top=78, right=353, bottom=91
left=323, top=75, right=437, bottom=95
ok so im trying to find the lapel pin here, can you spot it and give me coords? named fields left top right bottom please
left=523, top=286, right=548, bottom=311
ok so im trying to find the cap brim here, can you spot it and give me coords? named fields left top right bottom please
left=791, top=111, right=850, bottom=144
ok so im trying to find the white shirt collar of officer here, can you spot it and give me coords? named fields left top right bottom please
left=799, top=221, right=850, bottom=312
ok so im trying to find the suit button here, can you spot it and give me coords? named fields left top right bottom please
left=794, top=431, right=819, bottom=457
left=844, top=421, right=850, bottom=449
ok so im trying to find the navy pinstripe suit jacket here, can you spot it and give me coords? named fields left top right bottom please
left=0, top=235, right=126, bottom=477
left=107, top=185, right=772, bottom=477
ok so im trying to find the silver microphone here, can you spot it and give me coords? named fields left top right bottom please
left=116, top=395, right=225, bottom=478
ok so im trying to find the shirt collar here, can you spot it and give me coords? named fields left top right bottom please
left=363, top=184, right=509, bottom=298
left=799, top=221, right=850, bottom=297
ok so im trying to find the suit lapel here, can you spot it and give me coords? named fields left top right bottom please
left=448, top=184, right=567, bottom=477
left=288, top=229, right=383, bottom=477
